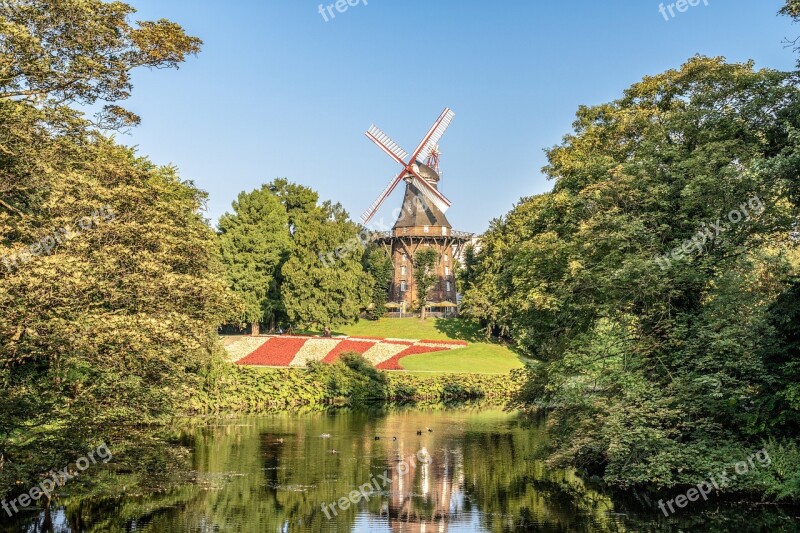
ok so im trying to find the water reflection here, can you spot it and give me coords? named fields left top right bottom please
left=2, top=406, right=798, bottom=532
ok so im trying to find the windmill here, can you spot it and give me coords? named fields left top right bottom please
left=361, top=108, right=455, bottom=224
left=362, top=108, right=473, bottom=315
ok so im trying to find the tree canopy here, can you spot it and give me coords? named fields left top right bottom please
left=464, top=56, right=800, bottom=493
left=0, top=0, right=231, bottom=499
left=0, top=0, right=201, bottom=128
left=218, top=186, right=291, bottom=334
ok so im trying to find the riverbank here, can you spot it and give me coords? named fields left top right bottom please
left=190, top=354, right=523, bottom=413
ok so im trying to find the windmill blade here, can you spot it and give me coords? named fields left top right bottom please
left=411, top=108, right=455, bottom=163
left=409, top=174, right=452, bottom=214
left=360, top=168, right=408, bottom=224
left=365, top=125, right=410, bottom=166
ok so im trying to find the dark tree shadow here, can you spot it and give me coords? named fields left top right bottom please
left=432, top=318, right=484, bottom=342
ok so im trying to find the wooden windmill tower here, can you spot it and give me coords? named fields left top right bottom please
left=362, top=108, right=473, bottom=314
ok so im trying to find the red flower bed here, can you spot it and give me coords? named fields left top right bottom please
left=419, top=339, right=468, bottom=346
left=383, top=340, right=415, bottom=346
left=349, top=336, right=385, bottom=341
left=376, top=345, right=448, bottom=370
left=236, top=336, right=309, bottom=366
left=322, top=340, right=376, bottom=363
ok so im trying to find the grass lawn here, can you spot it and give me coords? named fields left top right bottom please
left=331, top=318, right=527, bottom=374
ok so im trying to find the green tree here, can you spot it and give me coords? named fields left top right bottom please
left=467, top=57, right=800, bottom=493
left=267, top=178, right=319, bottom=231
left=455, top=242, right=478, bottom=294
left=363, top=244, right=393, bottom=320
left=414, top=248, right=438, bottom=320
left=0, top=0, right=231, bottom=499
left=218, top=187, right=291, bottom=334
left=280, top=203, right=370, bottom=329
left=0, top=0, right=202, bottom=128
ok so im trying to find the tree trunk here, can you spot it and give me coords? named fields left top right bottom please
left=269, top=315, right=275, bottom=333
left=421, top=305, right=427, bottom=320
left=252, top=321, right=260, bottom=336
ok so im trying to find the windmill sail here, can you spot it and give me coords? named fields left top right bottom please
left=366, top=125, right=409, bottom=166
left=413, top=108, right=455, bottom=164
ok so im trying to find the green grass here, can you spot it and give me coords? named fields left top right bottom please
left=331, top=318, right=526, bottom=374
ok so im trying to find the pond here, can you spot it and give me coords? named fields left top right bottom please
left=3, top=405, right=798, bottom=532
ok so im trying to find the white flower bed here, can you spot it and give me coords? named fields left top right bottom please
left=362, top=342, right=407, bottom=366
left=416, top=342, right=465, bottom=349
left=224, top=337, right=269, bottom=362
left=290, top=338, right=340, bottom=367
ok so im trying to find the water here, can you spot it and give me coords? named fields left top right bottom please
left=3, top=406, right=798, bottom=532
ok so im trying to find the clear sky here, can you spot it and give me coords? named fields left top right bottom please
left=123, top=0, right=796, bottom=234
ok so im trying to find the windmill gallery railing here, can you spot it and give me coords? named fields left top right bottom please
left=367, top=229, right=473, bottom=241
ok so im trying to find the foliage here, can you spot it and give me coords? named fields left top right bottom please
left=464, top=57, right=800, bottom=497
left=0, top=0, right=202, bottom=128
left=190, top=358, right=521, bottom=413
left=456, top=242, right=478, bottom=294
left=266, top=178, right=318, bottom=231
left=0, top=106, right=234, bottom=498
left=280, top=202, right=371, bottom=328
left=218, top=187, right=291, bottom=332
left=413, top=248, right=438, bottom=316
left=0, top=0, right=232, bottom=500
left=362, top=245, right=393, bottom=320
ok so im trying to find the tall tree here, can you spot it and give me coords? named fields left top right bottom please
left=267, top=178, right=319, bottom=232
left=218, top=187, right=291, bottom=334
left=363, top=245, right=393, bottom=320
left=280, top=203, right=370, bottom=329
left=0, top=0, right=230, bottom=498
left=414, top=248, right=439, bottom=320
left=466, top=57, right=800, bottom=492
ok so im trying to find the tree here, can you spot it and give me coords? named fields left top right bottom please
left=267, top=178, right=319, bottom=232
left=218, top=187, right=291, bottom=335
left=363, top=245, right=393, bottom=320
left=466, top=57, right=800, bottom=493
left=0, top=0, right=201, bottom=128
left=0, top=128, right=235, bottom=498
left=280, top=203, right=370, bottom=329
left=456, top=243, right=478, bottom=294
left=413, top=248, right=438, bottom=320
left=0, top=0, right=229, bottom=499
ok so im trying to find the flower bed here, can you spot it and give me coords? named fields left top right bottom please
left=321, top=339, right=376, bottom=363
left=236, top=337, right=309, bottom=366
left=376, top=345, right=449, bottom=370
left=361, top=342, right=408, bottom=367
left=419, top=339, right=468, bottom=346
left=226, top=335, right=469, bottom=368
left=290, top=338, right=341, bottom=367
left=224, top=337, right=269, bottom=362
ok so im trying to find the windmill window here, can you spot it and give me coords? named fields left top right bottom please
left=401, top=253, right=407, bottom=263
left=446, top=281, right=451, bottom=292
left=442, top=227, right=448, bottom=236
left=444, top=255, right=449, bottom=263
left=445, top=267, right=450, bottom=276
left=401, top=266, right=406, bottom=275
left=423, top=225, right=429, bottom=233
left=400, top=281, right=407, bottom=292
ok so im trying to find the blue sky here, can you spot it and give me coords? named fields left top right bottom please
left=124, top=0, right=796, bottom=233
